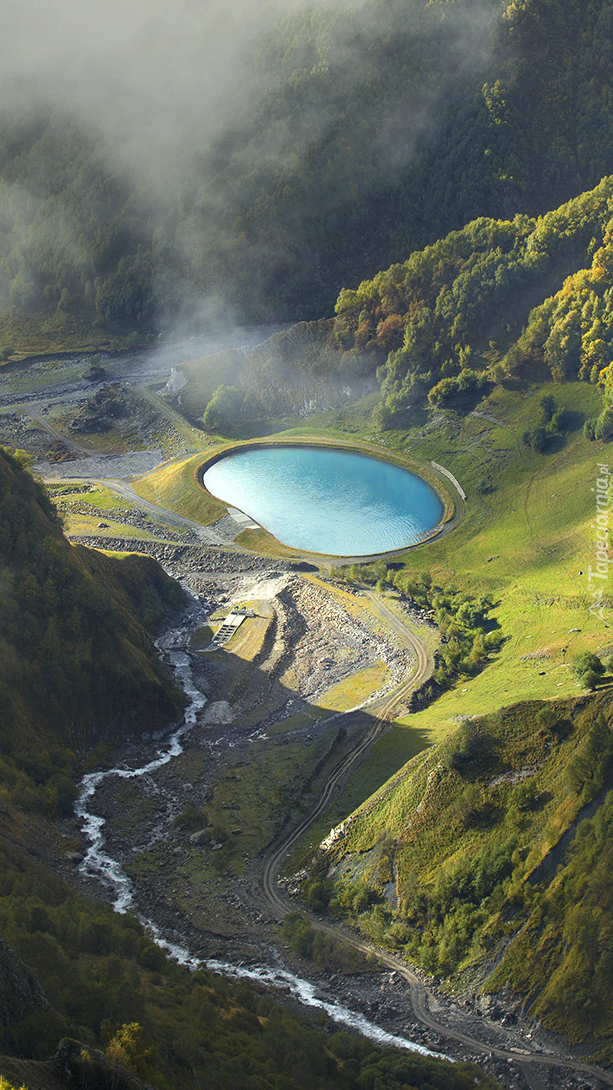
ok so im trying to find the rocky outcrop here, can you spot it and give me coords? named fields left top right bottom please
left=0, top=938, right=50, bottom=1027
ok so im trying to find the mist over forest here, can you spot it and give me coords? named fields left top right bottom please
left=0, top=0, right=579, bottom=336
left=3, top=0, right=612, bottom=344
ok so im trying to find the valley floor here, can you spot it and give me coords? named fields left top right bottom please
left=2, top=348, right=613, bottom=1090
left=45, top=538, right=610, bottom=1090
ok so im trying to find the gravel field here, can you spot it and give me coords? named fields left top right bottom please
left=37, top=448, right=164, bottom=479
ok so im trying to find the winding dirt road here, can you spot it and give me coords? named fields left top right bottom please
left=258, top=589, right=613, bottom=1090
left=261, top=588, right=432, bottom=917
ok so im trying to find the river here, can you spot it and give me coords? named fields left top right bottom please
left=74, top=600, right=449, bottom=1063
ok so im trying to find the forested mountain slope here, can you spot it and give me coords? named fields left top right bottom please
left=0, top=448, right=185, bottom=816
left=3, top=0, right=613, bottom=339
left=330, top=175, right=613, bottom=425
left=183, top=175, right=613, bottom=430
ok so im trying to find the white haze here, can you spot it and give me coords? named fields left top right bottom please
left=1, top=0, right=496, bottom=186
left=0, top=0, right=359, bottom=193
left=0, top=0, right=499, bottom=330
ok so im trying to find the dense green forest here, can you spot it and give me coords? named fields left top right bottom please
left=0, top=448, right=184, bottom=816
left=4, top=0, right=613, bottom=337
left=330, top=176, right=613, bottom=424
left=191, top=173, right=613, bottom=431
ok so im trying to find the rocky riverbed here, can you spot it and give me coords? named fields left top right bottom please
left=50, top=548, right=611, bottom=1090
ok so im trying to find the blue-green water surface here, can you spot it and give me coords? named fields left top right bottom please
left=203, top=446, right=444, bottom=556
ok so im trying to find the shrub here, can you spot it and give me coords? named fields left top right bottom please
left=573, top=652, right=605, bottom=687
left=202, top=385, right=244, bottom=431
left=595, top=406, right=613, bottom=440
left=523, top=395, right=572, bottom=451
left=173, top=801, right=207, bottom=830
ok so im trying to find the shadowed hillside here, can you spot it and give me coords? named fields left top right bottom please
left=0, top=447, right=185, bottom=816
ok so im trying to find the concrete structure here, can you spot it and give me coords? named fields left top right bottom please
left=205, top=606, right=255, bottom=650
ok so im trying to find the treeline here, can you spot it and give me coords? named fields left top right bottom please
left=5, top=0, right=613, bottom=334
left=0, top=843, right=499, bottom=1090
left=313, top=691, right=613, bottom=1058
left=0, top=448, right=185, bottom=815
left=330, top=177, right=613, bottom=423
left=330, top=565, right=503, bottom=699
left=205, top=171, right=613, bottom=432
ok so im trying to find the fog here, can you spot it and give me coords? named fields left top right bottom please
left=1, top=0, right=359, bottom=190
left=0, top=0, right=499, bottom=328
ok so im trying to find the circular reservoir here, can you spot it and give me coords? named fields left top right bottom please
left=202, top=446, right=445, bottom=556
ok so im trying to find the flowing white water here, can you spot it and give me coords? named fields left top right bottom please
left=75, top=612, right=208, bottom=910
left=207, top=960, right=452, bottom=1061
left=75, top=608, right=451, bottom=1063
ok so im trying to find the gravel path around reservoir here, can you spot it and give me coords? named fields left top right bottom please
left=36, top=448, right=164, bottom=479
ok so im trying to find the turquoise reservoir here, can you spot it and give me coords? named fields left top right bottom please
left=202, top=446, right=444, bottom=556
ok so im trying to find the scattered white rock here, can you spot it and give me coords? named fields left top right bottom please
left=202, top=700, right=235, bottom=725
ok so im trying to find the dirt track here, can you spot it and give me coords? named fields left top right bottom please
left=253, top=596, right=613, bottom=1090
left=259, top=591, right=433, bottom=919
left=3, top=350, right=612, bottom=1089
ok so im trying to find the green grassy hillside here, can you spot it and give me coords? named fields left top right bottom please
left=312, top=690, right=613, bottom=1060
left=275, top=363, right=613, bottom=1058
left=380, top=379, right=605, bottom=718
left=267, top=378, right=612, bottom=885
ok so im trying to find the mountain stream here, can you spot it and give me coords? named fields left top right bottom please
left=75, top=606, right=448, bottom=1062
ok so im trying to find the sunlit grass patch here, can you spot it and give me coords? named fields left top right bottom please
left=65, top=484, right=135, bottom=510
left=132, top=450, right=228, bottom=524
left=63, top=513, right=161, bottom=540
left=235, top=525, right=300, bottom=556
left=223, top=612, right=272, bottom=660
left=314, top=662, right=390, bottom=712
